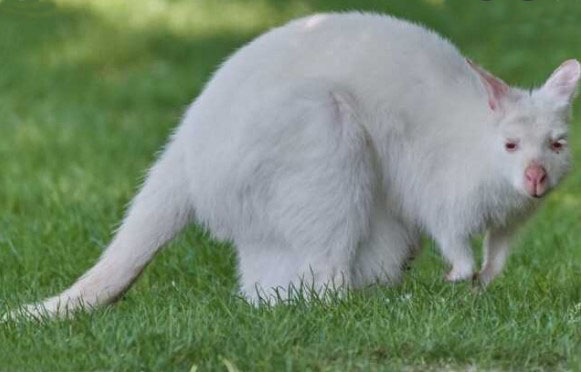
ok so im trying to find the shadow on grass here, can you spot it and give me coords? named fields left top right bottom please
left=1, top=0, right=580, bottom=116
left=0, top=1, right=258, bottom=119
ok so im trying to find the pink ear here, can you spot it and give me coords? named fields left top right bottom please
left=467, top=59, right=510, bottom=111
left=540, top=59, right=580, bottom=107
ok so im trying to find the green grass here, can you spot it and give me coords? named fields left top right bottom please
left=1, top=0, right=581, bottom=370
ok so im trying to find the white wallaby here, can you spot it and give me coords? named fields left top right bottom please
left=7, top=12, right=580, bottom=319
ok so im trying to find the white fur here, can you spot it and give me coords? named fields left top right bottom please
left=6, top=13, right=579, bottom=319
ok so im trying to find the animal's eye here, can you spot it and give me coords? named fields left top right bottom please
left=551, top=139, right=567, bottom=152
left=505, top=142, right=518, bottom=152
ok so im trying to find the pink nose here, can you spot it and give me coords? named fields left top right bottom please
left=524, top=164, right=547, bottom=197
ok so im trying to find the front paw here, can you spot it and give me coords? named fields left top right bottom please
left=472, top=269, right=494, bottom=288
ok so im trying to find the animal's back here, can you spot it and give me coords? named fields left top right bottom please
left=195, top=12, right=478, bottom=119
left=182, top=12, right=485, bottom=239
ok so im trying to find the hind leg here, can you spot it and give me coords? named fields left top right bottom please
left=237, top=242, right=303, bottom=302
left=351, top=203, right=419, bottom=288
left=232, top=81, right=377, bottom=302
left=238, top=241, right=356, bottom=303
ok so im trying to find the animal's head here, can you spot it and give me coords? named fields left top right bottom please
left=468, top=59, right=580, bottom=199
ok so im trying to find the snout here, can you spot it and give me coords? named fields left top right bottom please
left=524, top=163, right=548, bottom=198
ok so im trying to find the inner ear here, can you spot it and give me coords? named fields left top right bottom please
left=466, top=59, right=510, bottom=112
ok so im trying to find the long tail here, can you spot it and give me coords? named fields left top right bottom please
left=16, top=136, right=193, bottom=319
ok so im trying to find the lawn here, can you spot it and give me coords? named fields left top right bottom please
left=1, top=0, right=580, bottom=370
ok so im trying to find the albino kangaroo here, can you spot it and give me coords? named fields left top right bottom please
left=6, top=12, right=580, bottom=319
